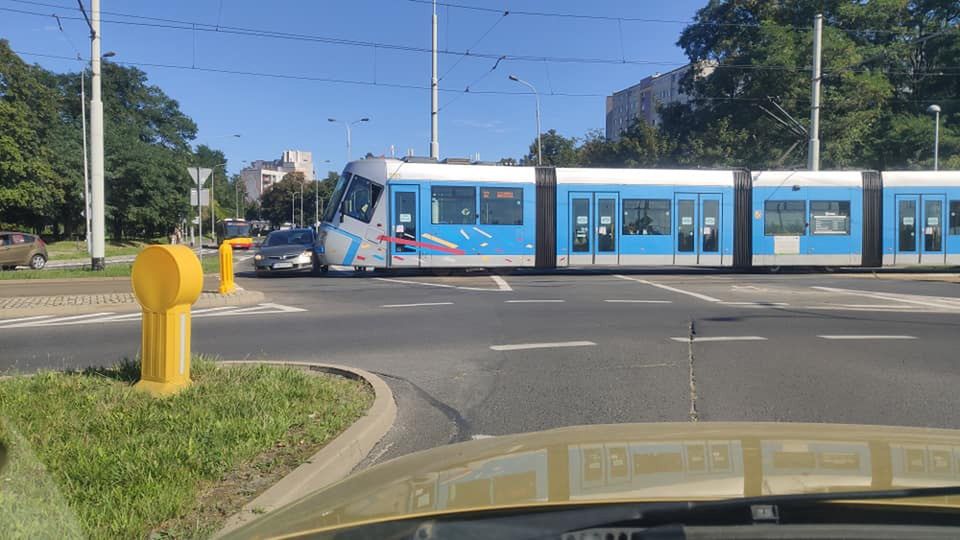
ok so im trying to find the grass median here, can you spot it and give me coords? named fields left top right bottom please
left=0, top=255, right=222, bottom=280
left=0, top=357, right=373, bottom=539
left=43, top=239, right=159, bottom=260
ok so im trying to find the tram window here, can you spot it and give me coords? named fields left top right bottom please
left=480, top=188, right=523, bottom=225
left=622, top=199, right=670, bottom=235
left=810, top=201, right=850, bottom=235
left=322, top=172, right=350, bottom=223
left=432, top=186, right=476, bottom=224
left=950, top=201, right=960, bottom=235
left=341, top=175, right=382, bottom=223
left=764, top=200, right=806, bottom=236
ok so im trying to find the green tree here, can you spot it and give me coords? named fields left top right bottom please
left=0, top=40, right=64, bottom=232
left=523, top=129, right=580, bottom=166
left=259, top=172, right=308, bottom=227
left=670, top=0, right=958, bottom=169
left=579, top=121, right=673, bottom=168
left=100, top=61, right=197, bottom=239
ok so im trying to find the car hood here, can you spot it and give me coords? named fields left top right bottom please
left=256, top=244, right=312, bottom=257
left=229, top=422, right=960, bottom=537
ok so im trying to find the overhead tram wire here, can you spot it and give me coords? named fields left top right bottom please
left=438, top=7, right=508, bottom=81
left=6, top=2, right=950, bottom=75
left=18, top=49, right=960, bottom=105
left=406, top=0, right=922, bottom=37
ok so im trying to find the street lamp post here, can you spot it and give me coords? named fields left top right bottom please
left=928, top=104, right=942, bottom=171
left=508, top=75, right=542, bottom=166
left=207, top=134, right=241, bottom=239
left=235, top=182, right=242, bottom=219
left=292, top=191, right=303, bottom=228
left=328, top=117, right=369, bottom=162
left=313, top=161, right=331, bottom=226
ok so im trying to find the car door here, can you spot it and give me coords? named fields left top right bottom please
left=0, top=234, right=11, bottom=265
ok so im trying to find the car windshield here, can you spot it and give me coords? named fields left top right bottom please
left=223, top=223, right=251, bottom=238
left=4, top=2, right=960, bottom=539
left=264, top=229, right=313, bottom=246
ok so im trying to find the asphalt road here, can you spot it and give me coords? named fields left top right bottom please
left=3, top=263, right=960, bottom=468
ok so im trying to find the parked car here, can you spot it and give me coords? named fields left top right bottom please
left=0, top=232, right=48, bottom=270
left=253, top=228, right=316, bottom=276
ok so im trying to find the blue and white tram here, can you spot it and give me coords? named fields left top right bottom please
left=881, top=171, right=960, bottom=266
left=313, top=157, right=960, bottom=271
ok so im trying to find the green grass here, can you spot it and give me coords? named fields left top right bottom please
left=43, top=239, right=161, bottom=261
left=0, top=357, right=372, bottom=539
left=0, top=256, right=222, bottom=281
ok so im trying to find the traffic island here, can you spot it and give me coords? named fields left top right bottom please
left=0, top=357, right=373, bottom=539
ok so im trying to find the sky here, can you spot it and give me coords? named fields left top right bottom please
left=2, top=0, right=705, bottom=176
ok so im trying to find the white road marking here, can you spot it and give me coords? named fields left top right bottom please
left=811, top=286, right=960, bottom=310
left=380, top=302, right=454, bottom=308
left=490, top=275, right=513, bottom=291
left=0, top=304, right=307, bottom=329
left=614, top=274, right=722, bottom=303
left=0, top=315, right=54, bottom=326
left=670, top=336, right=767, bottom=343
left=374, top=276, right=506, bottom=292
left=720, top=301, right=789, bottom=307
left=504, top=299, right=565, bottom=303
left=636, top=362, right=672, bottom=368
left=604, top=299, right=673, bottom=304
left=818, top=335, right=917, bottom=340
left=470, top=434, right=494, bottom=440
left=0, top=312, right=115, bottom=328
left=490, top=341, right=596, bottom=351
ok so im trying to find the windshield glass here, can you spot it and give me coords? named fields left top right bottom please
left=5, top=2, right=960, bottom=539
left=222, top=223, right=251, bottom=238
left=264, top=229, right=314, bottom=247
left=321, top=172, right=351, bottom=223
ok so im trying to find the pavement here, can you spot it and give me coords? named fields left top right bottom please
left=3, top=261, right=960, bottom=473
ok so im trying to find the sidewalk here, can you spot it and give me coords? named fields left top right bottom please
left=0, top=277, right=264, bottom=318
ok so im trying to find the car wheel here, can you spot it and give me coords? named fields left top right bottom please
left=29, top=254, right=46, bottom=270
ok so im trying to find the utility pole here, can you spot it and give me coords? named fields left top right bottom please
left=80, top=66, right=91, bottom=256
left=210, top=168, right=216, bottom=244
left=807, top=13, right=823, bottom=171
left=430, top=0, right=439, bottom=159
left=89, top=0, right=106, bottom=269
left=196, top=165, right=203, bottom=266
left=928, top=104, right=941, bottom=170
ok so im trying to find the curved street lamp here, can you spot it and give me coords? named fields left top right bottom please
left=508, top=75, right=542, bottom=166
left=328, top=117, right=369, bottom=162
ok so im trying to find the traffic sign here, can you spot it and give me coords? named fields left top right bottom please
left=187, top=167, right=212, bottom=186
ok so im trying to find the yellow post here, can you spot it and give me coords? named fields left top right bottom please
left=218, top=242, right=235, bottom=294
left=130, top=245, right=203, bottom=396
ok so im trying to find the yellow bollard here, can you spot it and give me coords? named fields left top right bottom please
left=130, top=245, right=203, bottom=397
left=218, top=242, right=235, bottom=295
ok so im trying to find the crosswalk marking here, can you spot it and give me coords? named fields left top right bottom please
left=0, top=303, right=307, bottom=330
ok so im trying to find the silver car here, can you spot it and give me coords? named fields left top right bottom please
left=253, top=228, right=317, bottom=277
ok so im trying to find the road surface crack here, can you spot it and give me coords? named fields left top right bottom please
left=687, top=319, right=699, bottom=422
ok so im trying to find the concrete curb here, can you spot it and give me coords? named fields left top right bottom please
left=215, top=361, right=396, bottom=537
left=0, top=288, right=265, bottom=318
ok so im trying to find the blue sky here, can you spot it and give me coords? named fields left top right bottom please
left=3, top=0, right=704, bottom=175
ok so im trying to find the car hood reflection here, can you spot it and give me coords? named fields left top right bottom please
left=230, top=422, right=960, bottom=537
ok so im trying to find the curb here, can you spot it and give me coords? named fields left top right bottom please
left=215, top=361, right=397, bottom=537
left=0, top=288, right=265, bottom=318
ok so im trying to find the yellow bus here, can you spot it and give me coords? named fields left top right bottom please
left=215, top=218, right=254, bottom=249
